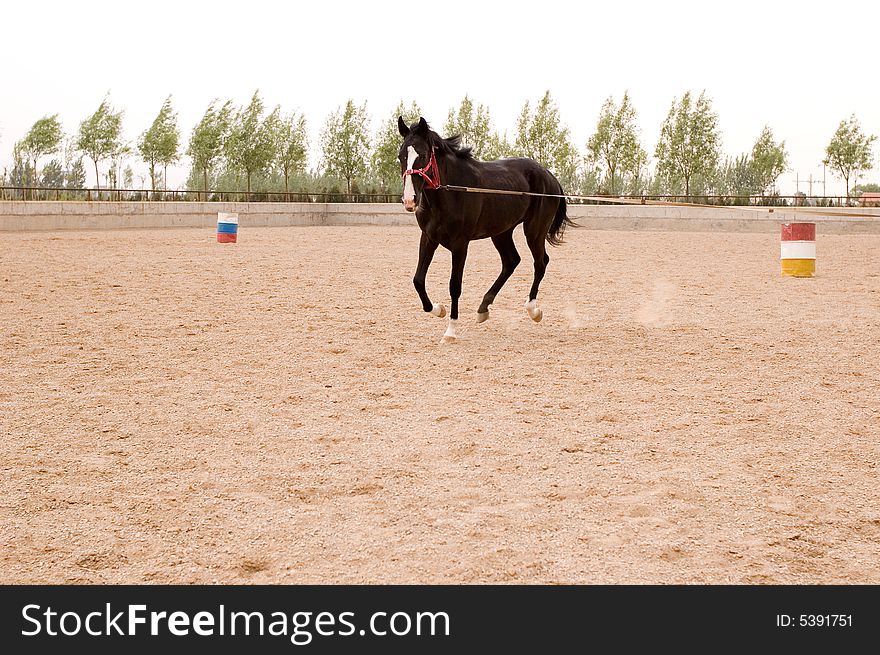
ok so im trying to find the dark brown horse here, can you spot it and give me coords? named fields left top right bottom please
left=398, top=116, right=574, bottom=342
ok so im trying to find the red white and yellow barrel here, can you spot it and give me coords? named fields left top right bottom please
left=780, top=223, right=815, bottom=277
left=217, top=212, right=238, bottom=243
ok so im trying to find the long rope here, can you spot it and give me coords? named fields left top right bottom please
left=440, top=184, right=613, bottom=203
left=437, top=184, right=880, bottom=219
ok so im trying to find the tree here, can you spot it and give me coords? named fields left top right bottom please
left=40, top=159, right=65, bottom=188
left=514, top=91, right=578, bottom=191
left=718, top=154, right=755, bottom=201
left=272, top=110, right=309, bottom=194
left=225, top=91, right=278, bottom=195
left=443, top=95, right=496, bottom=160
left=852, top=182, right=880, bottom=196
left=187, top=99, right=233, bottom=194
left=654, top=91, right=721, bottom=198
left=8, top=142, right=34, bottom=189
left=20, top=115, right=63, bottom=188
left=107, top=141, right=132, bottom=190
left=321, top=99, right=371, bottom=194
left=123, top=165, right=134, bottom=190
left=484, top=131, right=515, bottom=161
left=586, top=91, right=647, bottom=195
left=371, top=100, right=421, bottom=191
left=66, top=158, right=86, bottom=189
left=76, top=97, right=123, bottom=189
left=138, top=96, right=180, bottom=191
left=750, top=126, right=787, bottom=195
left=823, top=114, right=876, bottom=198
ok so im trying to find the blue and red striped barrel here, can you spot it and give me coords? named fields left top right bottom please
left=217, top=212, right=238, bottom=243
left=780, top=223, right=815, bottom=277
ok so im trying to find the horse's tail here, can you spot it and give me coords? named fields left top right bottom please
left=546, top=195, right=576, bottom=246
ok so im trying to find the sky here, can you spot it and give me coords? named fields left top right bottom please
left=1, top=0, right=877, bottom=195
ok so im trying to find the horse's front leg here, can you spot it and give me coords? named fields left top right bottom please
left=413, top=231, right=445, bottom=317
left=442, top=246, right=469, bottom=343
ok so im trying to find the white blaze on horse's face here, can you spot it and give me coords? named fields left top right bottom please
left=403, top=145, right=419, bottom=212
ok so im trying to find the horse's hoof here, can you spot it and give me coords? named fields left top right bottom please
left=441, top=335, right=458, bottom=344
left=476, top=311, right=489, bottom=323
left=526, top=300, right=543, bottom=322
left=430, top=303, right=447, bottom=318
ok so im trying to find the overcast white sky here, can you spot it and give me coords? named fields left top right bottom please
left=1, top=0, right=877, bottom=195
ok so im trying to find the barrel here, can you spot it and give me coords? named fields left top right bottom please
left=217, top=212, right=238, bottom=243
left=780, top=223, right=815, bottom=277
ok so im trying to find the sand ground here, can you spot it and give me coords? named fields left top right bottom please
left=1, top=225, right=878, bottom=583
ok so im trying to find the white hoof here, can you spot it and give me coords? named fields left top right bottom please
left=476, top=311, right=489, bottom=323
left=441, top=319, right=458, bottom=343
left=526, top=299, right=543, bottom=322
left=430, top=303, right=447, bottom=318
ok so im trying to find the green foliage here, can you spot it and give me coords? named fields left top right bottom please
left=718, top=154, right=755, bottom=200
left=823, top=114, right=876, bottom=197
left=654, top=90, right=721, bottom=197
left=66, top=158, right=86, bottom=189
left=272, top=110, right=309, bottom=193
left=123, top=165, right=134, bottom=190
left=483, top=131, right=515, bottom=161
left=138, top=96, right=180, bottom=190
left=187, top=99, right=234, bottom=193
left=8, top=143, right=34, bottom=187
left=40, top=159, right=64, bottom=188
left=225, top=91, right=279, bottom=194
left=586, top=92, right=647, bottom=195
left=20, top=115, right=64, bottom=185
left=76, top=96, right=124, bottom=188
left=443, top=95, right=498, bottom=160
left=514, top=91, right=578, bottom=191
left=750, top=126, right=787, bottom=195
left=371, top=100, right=421, bottom=192
left=852, top=182, right=880, bottom=196
left=7, top=162, right=33, bottom=188
left=321, top=99, right=371, bottom=194
left=578, top=164, right=602, bottom=196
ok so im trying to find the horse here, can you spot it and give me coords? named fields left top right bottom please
left=398, top=116, right=575, bottom=343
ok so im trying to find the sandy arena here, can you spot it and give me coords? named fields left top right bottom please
left=1, top=224, right=878, bottom=584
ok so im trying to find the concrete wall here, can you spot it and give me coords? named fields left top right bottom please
left=566, top=204, right=880, bottom=234
left=2, top=201, right=879, bottom=233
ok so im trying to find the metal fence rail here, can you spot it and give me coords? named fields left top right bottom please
left=0, top=186, right=402, bottom=203
left=0, top=186, right=873, bottom=208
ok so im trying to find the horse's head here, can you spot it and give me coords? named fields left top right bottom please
left=398, top=116, right=438, bottom=212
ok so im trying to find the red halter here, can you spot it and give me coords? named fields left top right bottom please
left=403, top=147, right=441, bottom=190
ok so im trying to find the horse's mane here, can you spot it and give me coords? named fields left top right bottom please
left=429, top=130, right=474, bottom=160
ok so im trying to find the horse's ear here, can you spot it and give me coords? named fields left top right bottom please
left=398, top=116, right=410, bottom=137
left=415, top=117, right=429, bottom=136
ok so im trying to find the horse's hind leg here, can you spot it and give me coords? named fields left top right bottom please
left=524, top=221, right=549, bottom=322
left=477, top=227, right=520, bottom=323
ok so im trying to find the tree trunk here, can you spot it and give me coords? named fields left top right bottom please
left=203, top=169, right=208, bottom=202
left=94, top=160, right=100, bottom=198
left=247, top=172, right=251, bottom=202
left=164, top=164, right=168, bottom=192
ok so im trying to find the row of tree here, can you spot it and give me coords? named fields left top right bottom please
left=3, top=90, right=877, bottom=199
